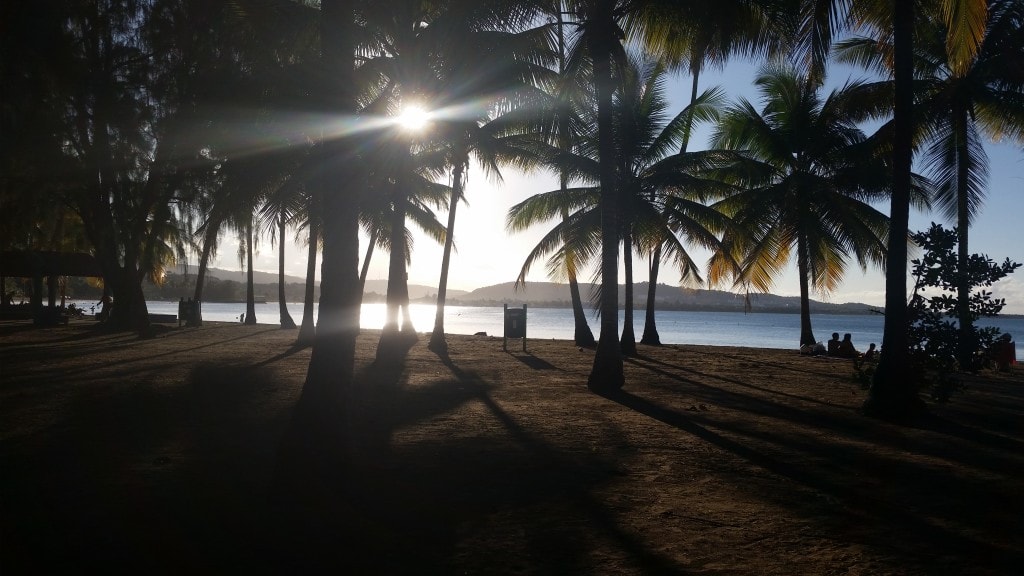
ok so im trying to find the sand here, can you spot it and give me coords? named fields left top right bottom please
left=1, top=320, right=1022, bottom=574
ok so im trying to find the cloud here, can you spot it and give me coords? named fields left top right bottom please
left=991, top=277, right=1024, bottom=315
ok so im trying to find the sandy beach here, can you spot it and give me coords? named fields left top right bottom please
left=1, top=320, right=1022, bottom=574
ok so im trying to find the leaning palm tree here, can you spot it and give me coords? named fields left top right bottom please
left=708, top=65, right=896, bottom=348
left=838, top=0, right=1024, bottom=368
left=628, top=0, right=789, bottom=345
left=422, top=7, right=553, bottom=353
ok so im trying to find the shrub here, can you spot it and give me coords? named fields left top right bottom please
left=905, top=224, right=1020, bottom=401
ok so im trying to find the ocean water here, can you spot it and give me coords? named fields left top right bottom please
left=72, top=299, right=1024, bottom=356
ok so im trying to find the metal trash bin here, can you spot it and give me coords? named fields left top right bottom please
left=503, top=304, right=527, bottom=351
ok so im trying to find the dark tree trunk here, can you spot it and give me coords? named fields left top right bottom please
left=640, top=249, right=662, bottom=345
left=587, top=2, right=624, bottom=393
left=190, top=222, right=218, bottom=326
left=295, top=0, right=360, bottom=458
left=245, top=222, right=257, bottom=325
left=278, top=211, right=297, bottom=329
left=954, top=104, right=974, bottom=368
left=569, top=265, right=596, bottom=347
left=430, top=157, right=466, bottom=353
left=297, top=212, right=318, bottom=346
left=867, top=0, right=922, bottom=420
left=643, top=66, right=700, bottom=346
left=797, top=232, right=816, bottom=347
left=620, top=231, right=637, bottom=356
left=359, top=229, right=376, bottom=292
left=378, top=173, right=416, bottom=361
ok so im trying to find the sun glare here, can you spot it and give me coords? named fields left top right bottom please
left=397, top=105, right=431, bottom=131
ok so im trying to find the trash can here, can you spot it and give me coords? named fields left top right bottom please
left=503, top=304, right=527, bottom=351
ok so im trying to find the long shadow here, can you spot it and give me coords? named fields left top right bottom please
left=251, top=343, right=308, bottom=368
left=602, top=388, right=1023, bottom=573
left=632, top=353, right=847, bottom=408
left=268, top=347, right=689, bottom=574
left=2, top=326, right=280, bottom=386
left=0, top=358, right=292, bottom=574
left=505, top=351, right=559, bottom=370
left=627, top=354, right=1023, bottom=476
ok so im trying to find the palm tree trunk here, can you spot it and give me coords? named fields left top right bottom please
left=568, top=261, right=596, bottom=347
left=191, top=222, right=218, bottom=326
left=278, top=210, right=297, bottom=329
left=297, top=212, right=318, bottom=346
left=429, top=157, right=466, bottom=353
left=797, top=231, right=816, bottom=347
left=954, top=104, right=974, bottom=368
left=245, top=222, right=257, bottom=325
left=867, top=0, right=920, bottom=420
left=641, top=249, right=662, bottom=345
left=383, top=191, right=406, bottom=335
left=620, top=231, right=637, bottom=356
left=359, top=229, right=377, bottom=292
left=295, top=0, right=361, bottom=474
left=587, top=3, right=624, bottom=393
left=643, top=67, right=700, bottom=346
left=378, top=179, right=416, bottom=360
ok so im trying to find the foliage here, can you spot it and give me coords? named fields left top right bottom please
left=906, top=223, right=1020, bottom=400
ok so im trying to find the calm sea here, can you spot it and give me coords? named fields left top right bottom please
left=72, top=299, right=1024, bottom=357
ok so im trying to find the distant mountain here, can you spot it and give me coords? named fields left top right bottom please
left=190, top=270, right=875, bottom=314
left=362, top=279, right=468, bottom=300
left=446, top=281, right=879, bottom=314
left=201, top=268, right=467, bottom=299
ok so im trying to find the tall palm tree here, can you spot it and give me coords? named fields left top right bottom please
left=303, top=0, right=362, bottom=409
left=709, top=65, right=895, bottom=347
left=508, top=55, right=731, bottom=357
left=561, top=0, right=629, bottom=392
left=840, top=0, right=1024, bottom=368
left=526, top=3, right=597, bottom=348
left=791, top=0, right=989, bottom=419
left=425, top=12, right=552, bottom=354
left=629, top=0, right=788, bottom=345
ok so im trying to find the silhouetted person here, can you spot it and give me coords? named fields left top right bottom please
left=827, top=333, right=841, bottom=356
left=863, top=343, right=878, bottom=361
left=993, top=333, right=1016, bottom=372
left=837, top=333, right=859, bottom=359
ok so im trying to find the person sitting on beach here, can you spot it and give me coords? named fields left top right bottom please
left=827, top=333, right=841, bottom=356
left=992, top=333, right=1016, bottom=372
left=863, top=343, right=877, bottom=361
left=836, top=333, right=859, bottom=358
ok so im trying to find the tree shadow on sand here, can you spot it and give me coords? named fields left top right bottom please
left=596, top=377, right=1024, bottom=575
left=266, top=346, right=685, bottom=574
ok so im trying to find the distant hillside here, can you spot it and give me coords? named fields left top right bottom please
left=445, top=281, right=879, bottom=314
left=157, top=270, right=875, bottom=314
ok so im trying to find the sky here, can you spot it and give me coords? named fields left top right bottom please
left=211, top=57, right=1024, bottom=314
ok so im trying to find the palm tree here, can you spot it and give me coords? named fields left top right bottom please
left=790, top=0, right=990, bottom=419
left=709, top=65, right=895, bottom=347
left=303, top=0, right=362, bottom=409
left=840, top=0, right=1024, bottom=368
left=614, top=57, right=732, bottom=354
left=508, top=55, right=731, bottom=358
left=526, top=3, right=597, bottom=348
left=425, top=12, right=552, bottom=354
left=629, top=0, right=785, bottom=345
left=561, top=0, right=629, bottom=392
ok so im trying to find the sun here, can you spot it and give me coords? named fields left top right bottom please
left=397, top=105, right=431, bottom=131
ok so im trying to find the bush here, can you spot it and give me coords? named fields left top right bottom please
left=905, top=224, right=1020, bottom=401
